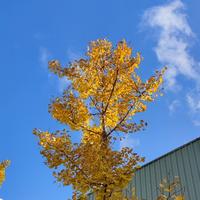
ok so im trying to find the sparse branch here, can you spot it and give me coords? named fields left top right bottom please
left=101, top=102, right=106, bottom=136
left=103, top=68, right=119, bottom=115
left=107, top=91, right=145, bottom=137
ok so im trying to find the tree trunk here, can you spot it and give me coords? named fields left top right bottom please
left=103, top=184, right=108, bottom=200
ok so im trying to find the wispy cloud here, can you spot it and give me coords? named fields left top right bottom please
left=186, top=92, right=200, bottom=113
left=57, top=49, right=80, bottom=93
left=142, top=0, right=199, bottom=90
left=67, top=49, right=81, bottom=61
left=193, top=120, right=200, bottom=127
left=39, top=47, right=51, bottom=69
left=186, top=91, right=200, bottom=126
left=169, top=99, right=180, bottom=114
left=38, top=47, right=72, bottom=92
left=119, top=135, right=140, bottom=150
left=142, top=0, right=200, bottom=124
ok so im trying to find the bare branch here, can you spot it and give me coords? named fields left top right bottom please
left=103, top=69, right=119, bottom=115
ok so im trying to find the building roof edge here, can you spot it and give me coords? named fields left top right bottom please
left=139, top=136, right=200, bottom=169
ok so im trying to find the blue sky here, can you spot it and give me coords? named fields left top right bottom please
left=0, top=0, right=200, bottom=199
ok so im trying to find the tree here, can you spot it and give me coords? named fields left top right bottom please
left=156, top=176, right=185, bottom=200
left=34, top=39, right=165, bottom=199
left=0, top=160, right=10, bottom=187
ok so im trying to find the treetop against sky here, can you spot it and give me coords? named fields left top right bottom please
left=0, top=0, right=200, bottom=199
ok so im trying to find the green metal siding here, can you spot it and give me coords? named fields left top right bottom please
left=124, top=137, right=200, bottom=200
left=88, top=137, right=200, bottom=200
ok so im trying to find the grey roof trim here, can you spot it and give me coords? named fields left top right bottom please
left=139, top=136, right=200, bottom=170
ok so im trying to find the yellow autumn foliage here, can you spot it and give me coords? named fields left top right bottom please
left=34, top=39, right=165, bottom=199
left=0, top=160, right=10, bottom=187
left=156, top=176, right=185, bottom=200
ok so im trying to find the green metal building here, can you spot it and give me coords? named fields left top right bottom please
left=87, top=137, right=200, bottom=200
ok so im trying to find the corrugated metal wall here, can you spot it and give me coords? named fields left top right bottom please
left=124, top=137, right=200, bottom=200
left=87, top=137, right=200, bottom=200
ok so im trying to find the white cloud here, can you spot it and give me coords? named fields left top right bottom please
left=67, top=49, right=81, bottom=61
left=119, top=135, right=140, bottom=150
left=58, top=48, right=82, bottom=93
left=169, top=99, right=180, bottom=114
left=193, top=120, right=200, bottom=126
left=186, top=90, right=200, bottom=126
left=186, top=92, right=200, bottom=126
left=142, top=0, right=200, bottom=90
left=39, top=47, right=51, bottom=68
left=38, top=47, right=73, bottom=92
left=57, top=49, right=80, bottom=93
left=142, top=0, right=200, bottom=124
left=186, top=92, right=200, bottom=113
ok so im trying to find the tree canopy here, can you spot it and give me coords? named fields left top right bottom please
left=34, top=39, right=165, bottom=199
